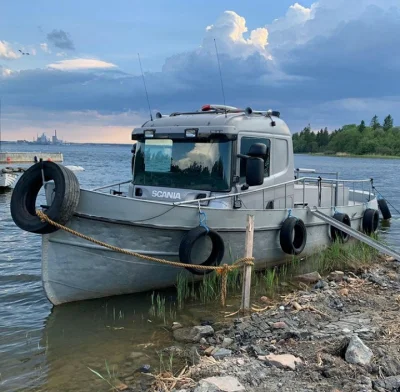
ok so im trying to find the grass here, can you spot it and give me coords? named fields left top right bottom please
left=171, top=235, right=382, bottom=309
left=149, top=292, right=166, bottom=322
left=88, top=360, right=120, bottom=391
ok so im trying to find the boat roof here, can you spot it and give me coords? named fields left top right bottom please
left=133, top=105, right=292, bottom=138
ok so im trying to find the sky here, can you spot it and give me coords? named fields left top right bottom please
left=0, top=0, right=399, bottom=143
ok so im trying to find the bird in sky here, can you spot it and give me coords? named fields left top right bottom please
left=18, top=49, right=30, bottom=55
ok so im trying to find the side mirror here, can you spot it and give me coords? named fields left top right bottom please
left=246, top=157, right=264, bottom=186
left=248, top=143, right=267, bottom=157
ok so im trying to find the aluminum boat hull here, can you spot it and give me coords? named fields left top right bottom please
left=42, top=188, right=378, bottom=305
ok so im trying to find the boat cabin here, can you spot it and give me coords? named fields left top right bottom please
left=129, top=104, right=346, bottom=210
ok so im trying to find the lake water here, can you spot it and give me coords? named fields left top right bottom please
left=0, top=144, right=399, bottom=392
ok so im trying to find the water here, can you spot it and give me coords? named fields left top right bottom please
left=0, top=145, right=399, bottom=391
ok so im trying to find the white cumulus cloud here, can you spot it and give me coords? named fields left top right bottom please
left=40, top=43, right=50, bottom=53
left=0, top=40, right=20, bottom=60
left=47, top=58, right=117, bottom=71
left=202, top=11, right=270, bottom=58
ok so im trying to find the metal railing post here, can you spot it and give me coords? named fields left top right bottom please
left=285, top=183, right=287, bottom=208
left=335, top=172, right=339, bottom=207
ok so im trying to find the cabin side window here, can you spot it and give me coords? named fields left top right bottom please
left=239, top=137, right=270, bottom=179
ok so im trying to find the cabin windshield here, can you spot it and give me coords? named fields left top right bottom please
left=133, top=139, right=233, bottom=191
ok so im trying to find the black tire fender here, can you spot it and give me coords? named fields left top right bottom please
left=362, top=208, right=379, bottom=235
left=10, top=162, right=80, bottom=234
left=179, top=226, right=225, bottom=275
left=330, top=212, right=351, bottom=242
left=279, top=217, right=307, bottom=255
left=378, top=199, right=391, bottom=220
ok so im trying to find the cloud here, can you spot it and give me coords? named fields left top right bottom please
left=47, top=29, right=75, bottom=50
left=40, top=43, right=50, bottom=53
left=1, top=0, right=400, bottom=142
left=47, top=58, right=117, bottom=71
left=0, top=40, right=20, bottom=60
left=1, top=66, right=13, bottom=77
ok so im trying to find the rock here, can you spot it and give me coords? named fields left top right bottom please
left=138, top=364, right=151, bottom=373
left=173, top=325, right=214, bottom=343
left=272, top=321, right=288, bottom=329
left=314, top=280, right=328, bottom=290
left=200, top=337, right=207, bottom=345
left=128, top=351, right=145, bottom=359
left=345, top=335, right=373, bottom=366
left=212, top=348, right=232, bottom=360
left=172, top=322, right=183, bottom=331
left=327, top=271, right=345, bottom=282
left=200, top=376, right=245, bottom=392
left=279, top=306, right=285, bottom=311
left=339, top=288, right=349, bottom=296
left=204, top=346, right=215, bottom=356
left=260, top=296, right=271, bottom=304
left=294, top=271, right=322, bottom=284
left=194, top=380, right=220, bottom=392
left=373, top=375, right=400, bottom=392
left=222, top=337, right=233, bottom=348
left=262, top=353, right=303, bottom=370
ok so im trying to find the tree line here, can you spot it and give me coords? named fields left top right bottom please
left=292, top=115, right=400, bottom=156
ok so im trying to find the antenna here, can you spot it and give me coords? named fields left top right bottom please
left=0, top=98, right=2, bottom=151
left=213, top=39, right=227, bottom=117
left=137, top=53, right=153, bottom=121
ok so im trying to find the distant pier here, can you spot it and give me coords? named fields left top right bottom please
left=0, top=152, right=63, bottom=164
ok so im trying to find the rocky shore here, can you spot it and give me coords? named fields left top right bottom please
left=121, top=255, right=400, bottom=392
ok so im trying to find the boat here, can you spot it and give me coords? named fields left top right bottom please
left=0, top=168, right=20, bottom=188
left=9, top=104, right=389, bottom=305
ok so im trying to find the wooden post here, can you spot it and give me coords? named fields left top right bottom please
left=241, top=214, right=254, bottom=312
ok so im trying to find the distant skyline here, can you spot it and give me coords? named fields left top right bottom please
left=1, top=0, right=399, bottom=143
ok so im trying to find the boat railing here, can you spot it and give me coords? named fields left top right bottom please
left=173, top=176, right=374, bottom=208
left=91, top=180, right=131, bottom=192
left=89, top=177, right=374, bottom=209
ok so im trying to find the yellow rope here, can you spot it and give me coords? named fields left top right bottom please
left=36, top=210, right=254, bottom=306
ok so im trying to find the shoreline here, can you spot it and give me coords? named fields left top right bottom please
left=114, top=254, right=400, bottom=392
left=295, top=152, right=400, bottom=160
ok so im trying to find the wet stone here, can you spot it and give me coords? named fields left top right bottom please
left=173, top=325, right=214, bottom=343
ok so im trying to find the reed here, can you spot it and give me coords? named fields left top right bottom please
left=88, top=360, right=119, bottom=391
left=149, top=292, right=166, bottom=321
left=176, top=272, right=190, bottom=309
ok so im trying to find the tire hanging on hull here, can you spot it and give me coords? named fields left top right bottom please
left=279, top=217, right=307, bottom=255
left=179, top=226, right=225, bottom=275
left=362, top=208, right=379, bottom=235
left=378, top=199, right=392, bottom=220
left=10, top=162, right=80, bottom=234
left=330, top=212, right=351, bottom=243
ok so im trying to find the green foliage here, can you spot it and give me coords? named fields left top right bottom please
left=383, top=115, right=393, bottom=131
left=293, top=115, right=399, bottom=156
left=370, top=115, right=380, bottom=130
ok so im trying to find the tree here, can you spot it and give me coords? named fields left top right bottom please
left=358, top=120, right=366, bottom=133
left=383, top=115, right=393, bottom=131
left=370, top=115, right=380, bottom=130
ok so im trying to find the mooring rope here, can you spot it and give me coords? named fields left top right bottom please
left=36, top=210, right=254, bottom=306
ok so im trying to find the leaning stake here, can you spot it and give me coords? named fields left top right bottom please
left=241, top=214, right=254, bottom=312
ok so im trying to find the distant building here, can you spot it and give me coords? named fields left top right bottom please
left=32, top=130, right=64, bottom=145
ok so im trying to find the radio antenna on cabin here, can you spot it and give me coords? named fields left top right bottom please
left=137, top=53, right=153, bottom=121
left=213, top=39, right=227, bottom=118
